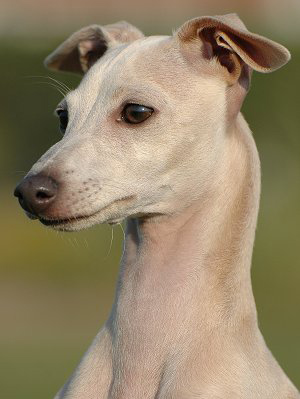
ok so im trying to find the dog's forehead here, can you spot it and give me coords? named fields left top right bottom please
left=76, top=35, right=188, bottom=100
left=99, top=35, right=176, bottom=77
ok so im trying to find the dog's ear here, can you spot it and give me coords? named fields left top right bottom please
left=44, top=21, right=144, bottom=74
left=176, top=14, right=290, bottom=84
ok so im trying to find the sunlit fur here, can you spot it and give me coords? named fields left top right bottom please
left=24, top=14, right=298, bottom=399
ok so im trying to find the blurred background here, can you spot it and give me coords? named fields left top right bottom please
left=0, top=0, right=299, bottom=397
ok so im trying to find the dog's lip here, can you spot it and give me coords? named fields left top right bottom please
left=26, top=211, right=39, bottom=220
left=38, top=207, right=107, bottom=227
left=38, top=195, right=136, bottom=227
left=39, top=214, right=89, bottom=226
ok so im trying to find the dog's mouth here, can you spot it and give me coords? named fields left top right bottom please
left=39, top=214, right=90, bottom=227
left=35, top=195, right=136, bottom=229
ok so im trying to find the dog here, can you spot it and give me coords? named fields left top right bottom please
left=14, top=14, right=299, bottom=399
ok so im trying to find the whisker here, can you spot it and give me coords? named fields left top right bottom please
left=28, top=81, right=66, bottom=97
left=83, top=238, right=89, bottom=250
left=118, top=222, right=126, bottom=242
left=45, top=76, right=71, bottom=93
left=104, top=225, right=114, bottom=259
left=13, top=170, right=27, bottom=176
left=68, top=237, right=76, bottom=249
left=73, top=237, right=80, bottom=249
left=25, top=75, right=71, bottom=93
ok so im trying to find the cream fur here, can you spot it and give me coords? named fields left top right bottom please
left=19, top=14, right=299, bottom=399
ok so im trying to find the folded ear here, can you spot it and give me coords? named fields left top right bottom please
left=177, top=13, right=291, bottom=83
left=44, top=21, right=144, bottom=74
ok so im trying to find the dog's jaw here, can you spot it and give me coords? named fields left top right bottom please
left=37, top=194, right=137, bottom=231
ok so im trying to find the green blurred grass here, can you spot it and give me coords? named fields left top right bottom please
left=0, top=39, right=299, bottom=398
left=0, top=195, right=123, bottom=398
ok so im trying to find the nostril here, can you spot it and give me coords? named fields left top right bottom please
left=36, top=189, right=53, bottom=200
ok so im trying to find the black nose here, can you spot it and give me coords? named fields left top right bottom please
left=14, top=174, right=58, bottom=216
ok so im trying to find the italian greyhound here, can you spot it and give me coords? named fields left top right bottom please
left=14, top=14, right=299, bottom=399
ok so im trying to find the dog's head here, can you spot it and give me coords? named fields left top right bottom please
left=14, top=15, right=290, bottom=231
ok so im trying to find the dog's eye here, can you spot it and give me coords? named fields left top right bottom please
left=56, top=109, right=69, bottom=133
left=122, top=104, right=153, bottom=124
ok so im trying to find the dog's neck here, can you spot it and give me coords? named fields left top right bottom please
left=107, top=115, right=261, bottom=397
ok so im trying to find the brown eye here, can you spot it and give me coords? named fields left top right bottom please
left=122, top=104, right=154, bottom=124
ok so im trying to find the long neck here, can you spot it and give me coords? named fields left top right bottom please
left=107, top=115, right=261, bottom=397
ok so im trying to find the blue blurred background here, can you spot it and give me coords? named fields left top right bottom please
left=0, top=0, right=299, bottom=397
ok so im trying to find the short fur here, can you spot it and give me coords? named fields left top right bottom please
left=15, top=14, right=299, bottom=399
